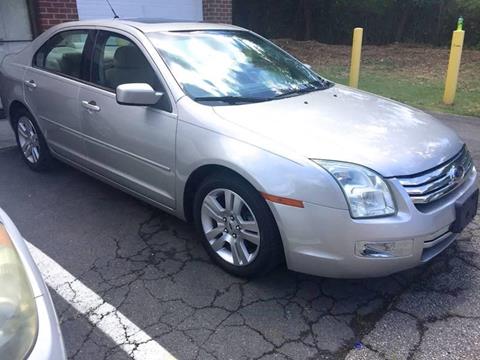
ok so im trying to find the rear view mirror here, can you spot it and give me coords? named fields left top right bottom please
left=116, top=83, right=163, bottom=106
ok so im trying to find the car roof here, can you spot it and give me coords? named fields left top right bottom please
left=56, top=18, right=244, bottom=34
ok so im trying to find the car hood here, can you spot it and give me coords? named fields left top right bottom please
left=213, top=85, right=463, bottom=177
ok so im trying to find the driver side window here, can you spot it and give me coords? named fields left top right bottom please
left=91, top=31, right=171, bottom=112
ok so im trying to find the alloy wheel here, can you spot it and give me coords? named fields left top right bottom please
left=201, top=188, right=261, bottom=266
left=17, top=117, right=40, bottom=164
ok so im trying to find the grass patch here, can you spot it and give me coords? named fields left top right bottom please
left=320, top=67, right=480, bottom=117
left=275, top=40, right=480, bottom=117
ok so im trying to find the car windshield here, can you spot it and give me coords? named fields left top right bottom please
left=147, top=30, right=333, bottom=104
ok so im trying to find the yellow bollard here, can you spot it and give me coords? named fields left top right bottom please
left=443, top=30, right=465, bottom=105
left=349, top=28, right=363, bottom=88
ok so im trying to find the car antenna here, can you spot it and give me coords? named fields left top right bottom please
left=105, top=0, right=119, bottom=19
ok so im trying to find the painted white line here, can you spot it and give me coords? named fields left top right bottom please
left=27, top=242, right=176, bottom=360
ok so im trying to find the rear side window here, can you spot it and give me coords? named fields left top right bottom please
left=33, top=30, right=89, bottom=79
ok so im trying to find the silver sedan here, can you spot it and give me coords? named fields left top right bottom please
left=0, top=208, right=66, bottom=359
left=0, top=19, right=477, bottom=278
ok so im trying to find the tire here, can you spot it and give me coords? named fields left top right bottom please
left=193, top=171, right=283, bottom=277
left=13, top=107, right=53, bottom=171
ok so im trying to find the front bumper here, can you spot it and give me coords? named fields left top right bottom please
left=270, top=166, right=478, bottom=278
left=28, top=287, right=67, bottom=360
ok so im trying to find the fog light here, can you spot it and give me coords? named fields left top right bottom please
left=355, top=239, right=413, bottom=258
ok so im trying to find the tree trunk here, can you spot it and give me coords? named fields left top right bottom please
left=304, top=0, right=314, bottom=40
left=395, top=5, right=412, bottom=43
left=295, top=0, right=314, bottom=40
left=435, top=0, right=446, bottom=46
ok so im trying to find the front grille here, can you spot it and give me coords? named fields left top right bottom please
left=397, top=146, right=473, bottom=204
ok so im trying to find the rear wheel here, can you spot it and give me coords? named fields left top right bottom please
left=13, top=108, right=53, bottom=171
left=194, top=172, right=283, bottom=277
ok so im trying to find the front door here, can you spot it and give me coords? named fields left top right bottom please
left=78, top=30, right=177, bottom=209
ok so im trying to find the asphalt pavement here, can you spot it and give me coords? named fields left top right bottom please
left=0, top=112, right=479, bottom=360
left=0, top=116, right=15, bottom=149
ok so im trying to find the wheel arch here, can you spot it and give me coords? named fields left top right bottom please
left=183, top=162, right=287, bottom=271
left=9, top=100, right=33, bottom=128
left=182, top=164, right=261, bottom=223
left=8, top=100, right=48, bottom=141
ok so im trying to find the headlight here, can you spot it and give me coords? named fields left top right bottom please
left=0, top=224, right=38, bottom=359
left=313, top=160, right=396, bottom=218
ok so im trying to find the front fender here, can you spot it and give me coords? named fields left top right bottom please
left=174, top=118, right=348, bottom=221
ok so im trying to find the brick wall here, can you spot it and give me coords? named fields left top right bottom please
left=35, top=0, right=79, bottom=32
left=33, top=0, right=231, bottom=32
left=203, top=0, right=232, bottom=24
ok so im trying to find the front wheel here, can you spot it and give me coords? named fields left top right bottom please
left=193, top=172, right=283, bottom=277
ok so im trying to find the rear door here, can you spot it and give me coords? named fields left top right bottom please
left=24, top=29, right=94, bottom=163
left=78, top=30, right=177, bottom=209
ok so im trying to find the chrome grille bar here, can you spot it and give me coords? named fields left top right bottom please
left=396, top=146, right=473, bottom=204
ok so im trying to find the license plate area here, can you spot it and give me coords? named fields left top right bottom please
left=451, top=189, right=479, bottom=233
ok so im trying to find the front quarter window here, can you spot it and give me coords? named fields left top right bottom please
left=147, top=30, right=332, bottom=104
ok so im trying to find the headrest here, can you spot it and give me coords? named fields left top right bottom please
left=61, top=52, right=82, bottom=76
left=113, top=46, right=149, bottom=68
left=62, top=52, right=82, bottom=64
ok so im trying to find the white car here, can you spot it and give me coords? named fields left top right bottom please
left=0, top=208, right=66, bottom=359
left=0, top=19, right=477, bottom=278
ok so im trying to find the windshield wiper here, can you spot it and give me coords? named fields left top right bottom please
left=193, top=96, right=268, bottom=105
left=274, top=87, right=318, bottom=99
left=274, top=80, right=334, bottom=99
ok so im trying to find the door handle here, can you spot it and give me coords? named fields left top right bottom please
left=24, top=80, right=37, bottom=89
left=81, top=100, right=101, bottom=112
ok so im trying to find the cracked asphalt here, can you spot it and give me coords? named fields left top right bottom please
left=0, top=112, right=479, bottom=360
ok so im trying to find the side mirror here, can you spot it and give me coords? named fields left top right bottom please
left=116, top=83, right=163, bottom=106
left=303, top=63, right=312, bottom=69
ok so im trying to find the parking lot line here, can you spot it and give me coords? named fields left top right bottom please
left=27, top=242, right=176, bottom=360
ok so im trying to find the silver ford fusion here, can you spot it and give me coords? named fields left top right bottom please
left=0, top=208, right=66, bottom=359
left=0, top=19, right=478, bottom=278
